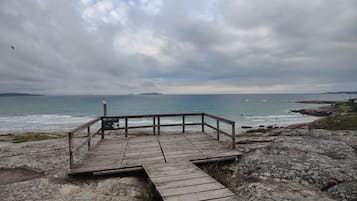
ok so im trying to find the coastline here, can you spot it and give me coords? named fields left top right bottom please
left=0, top=101, right=356, bottom=200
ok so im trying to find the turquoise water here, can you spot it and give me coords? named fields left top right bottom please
left=0, top=94, right=350, bottom=133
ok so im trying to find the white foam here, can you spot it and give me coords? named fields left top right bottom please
left=243, top=114, right=319, bottom=127
left=0, top=115, right=94, bottom=133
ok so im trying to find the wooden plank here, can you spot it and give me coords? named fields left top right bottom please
left=163, top=188, right=235, bottom=201
left=163, top=150, right=202, bottom=156
left=208, top=196, right=239, bottom=201
left=150, top=172, right=207, bottom=183
left=123, top=152, right=164, bottom=158
left=149, top=167, right=207, bottom=180
left=69, top=164, right=121, bottom=175
left=93, top=166, right=144, bottom=176
left=155, top=177, right=216, bottom=189
left=147, top=167, right=201, bottom=177
left=124, top=150, right=163, bottom=157
left=160, top=182, right=225, bottom=197
left=164, top=153, right=204, bottom=159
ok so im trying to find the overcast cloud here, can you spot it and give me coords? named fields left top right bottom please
left=0, top=0, right=356, bottom=94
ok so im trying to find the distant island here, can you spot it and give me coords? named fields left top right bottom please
left=138, top=92, right=163, bottom=95
left=324, top=91, right=357, bottom=94
left=0, top=93, right=43, bottom=97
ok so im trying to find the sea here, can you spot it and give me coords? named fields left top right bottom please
left=0, top=94, right=352, bottom=134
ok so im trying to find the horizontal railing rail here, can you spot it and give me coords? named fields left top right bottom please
left=203, top=113, right=235, bottom=149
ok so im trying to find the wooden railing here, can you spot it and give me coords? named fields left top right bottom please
left=102, top=112, right=236, bottom=149
left=203, top=113, right=235, bottom=149
left=68, top=117, right=101, bottom=169
left=68, top=112, right=236, bottom=169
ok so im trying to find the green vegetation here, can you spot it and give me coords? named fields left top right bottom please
left=12, top=133, right=60, bottom=143
left=139, top=182, right=162, bottom=201
left=318, top=115, right=357, bottom=131
left=335, top=102, right=356, bottom=113
left=307, top=102, right=357, bottom=131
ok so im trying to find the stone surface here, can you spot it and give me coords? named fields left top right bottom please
left=205, top=129, right=357, bottom=201
left=0, top=136, right=146, bottom=201
left=1, top=129, right=357, bottom=200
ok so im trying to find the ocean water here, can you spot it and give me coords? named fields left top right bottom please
left=0, top=94, right=350, bottom=133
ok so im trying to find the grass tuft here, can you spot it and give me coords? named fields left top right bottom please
left=12, top=134, right=59, bottom=143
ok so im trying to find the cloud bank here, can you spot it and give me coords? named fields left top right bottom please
left=1, top=0, right=356, bottom=94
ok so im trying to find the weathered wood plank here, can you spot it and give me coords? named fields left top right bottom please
left=160, top=182, right=225, bottom=197
left=150, top=172, right=207, bottom=183
left=155, top=178, right=216, bottom=189
left=163, top=188, right=235, bottom=201
left=208, top=196, right=239, bottom=201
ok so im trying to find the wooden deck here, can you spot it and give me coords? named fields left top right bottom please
left=69, top=132, right=240, bottom=174
left=69, top=132, right=241, bottom=200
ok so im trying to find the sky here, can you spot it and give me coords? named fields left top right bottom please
left=0, top=0, right=356, bottom=95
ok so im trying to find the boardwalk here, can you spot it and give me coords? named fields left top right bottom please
left=145, top=162, right=238, bottom=201
left=69, top=132, right=240, bottom=175
left=69, top=132, right=240, bottom=200
left=68, top=113, right=241, bottom=200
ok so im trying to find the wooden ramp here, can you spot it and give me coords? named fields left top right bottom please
left=69, top=132, right=240, bottom=200
left=145, top=162, right=238, bottom=201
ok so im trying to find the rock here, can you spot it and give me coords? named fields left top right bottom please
left=327, top=181, right=357, bottom=200
left=291, top=107, right=332, bottom=117
left=0, top=136, right=147, bottom=201
left=209, top=129, right=357, bottom=201
left=241, top=126, right=253, bottom=129
left=96, top=177, right=144, bottom=197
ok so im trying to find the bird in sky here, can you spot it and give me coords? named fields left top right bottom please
left=11, top=46, right=15, bottom=51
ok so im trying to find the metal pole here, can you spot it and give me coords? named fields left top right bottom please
left=101, top=117, right=104, bottom=139
left=217, top=120, right=220, bottom=141
left=158, top=116, right=161, bottom=135
left=232, top=122, right=236, bottom=149
left=102, top=101, right=107, bottom=139
left=68, top=133, right=73, bottom=169
left=125, top=117, right=128, bottom=138
left=201, top=113, right=205, bottom=133
left=87, top=127, right=91, bottom=151
left=153, top=116, right=156, bottom=135
left=102, top=100, right=107, bottom=116
left=182, top=115, right=185, bottom=133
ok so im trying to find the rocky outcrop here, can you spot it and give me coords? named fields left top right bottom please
left=0, top=137, right=147, bottom=201
left=291, top=107, right=333, bottom=116
left=203, top=129, right=357, bottom=201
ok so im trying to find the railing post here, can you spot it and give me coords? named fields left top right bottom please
left=153, top=116, right=156, bottom=135
left=182, top=115, right=185, bottom=133
left=87, top=127, right=91, bottom=151
left=101, top=117, right=104, bottom=139
left=158, top=116, right=161, bottom=135
left=217, top=120, right=220, bottom=141
left=125, top=117, right=128, bottom=137
left=102, top=101, right=107, bottom=116
left=232, top=122, right=236, bottom=149
left=201, top=113, right=205, bottom=133
left=68, top=132, right=73, bottom=169
left=102, top=101, right=107, bottom=140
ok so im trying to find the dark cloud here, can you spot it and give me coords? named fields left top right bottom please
left=0, top=0, right=356, bottom=94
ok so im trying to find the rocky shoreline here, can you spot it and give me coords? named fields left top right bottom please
left=1, top=101, right=356, bottom=201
